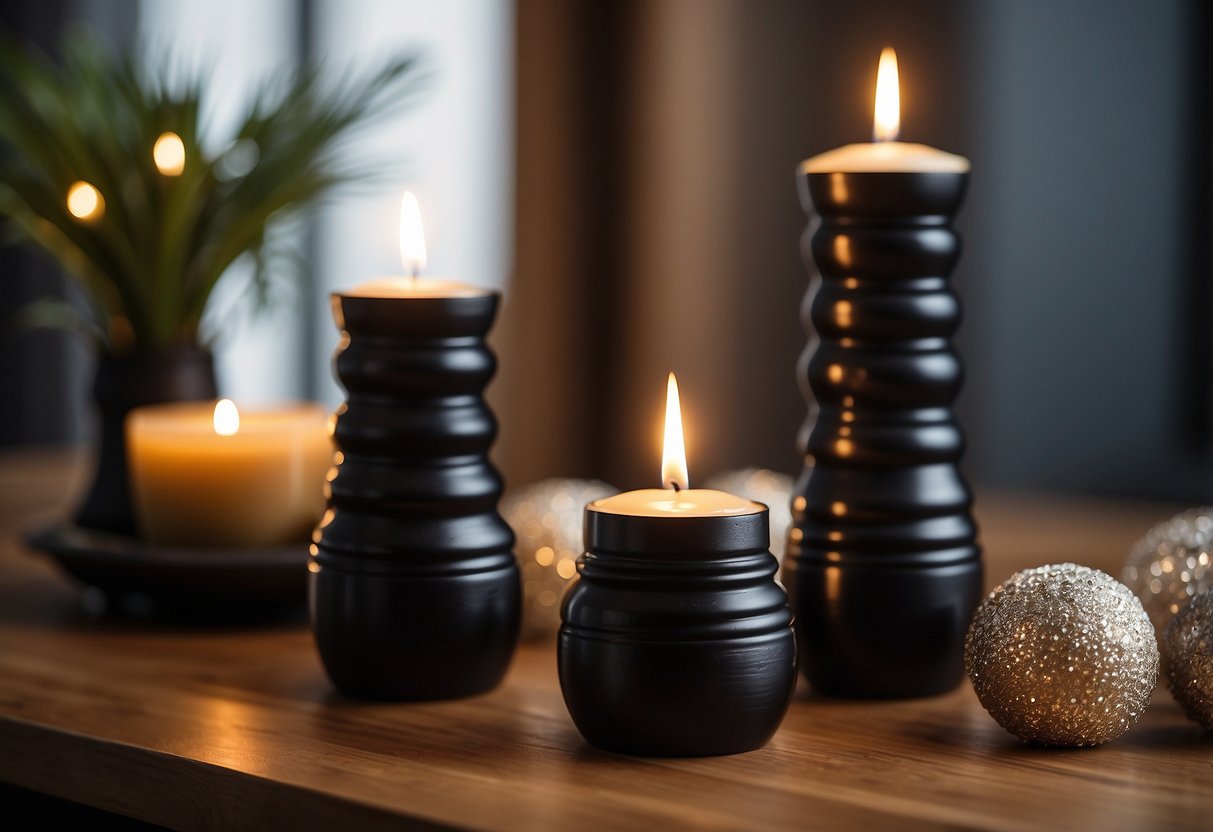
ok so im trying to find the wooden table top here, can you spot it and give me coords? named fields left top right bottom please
left=0, top=449, right=1210, bottom=831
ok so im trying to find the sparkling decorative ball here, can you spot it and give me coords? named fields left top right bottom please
left=1123, top=508, right=1213, bottom=637
left=502, top=478, right=615, bottom=641
left=1162, top=588, right=1213, bottom=730
left=965, top=563, right=1159, bottom=747
left=704, top=468, right=794, bottom=562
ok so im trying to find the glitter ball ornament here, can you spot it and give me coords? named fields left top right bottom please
left=1123, top=508, right=1213, bottom=637
left=1162, top=588, right=1213, bottom=730
left=704, top=468, right=794, bottom=562
left=502, top=479, right=615, bottom=640
left=965, top=563, right=1159, bottom=747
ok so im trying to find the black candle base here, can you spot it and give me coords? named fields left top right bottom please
left=311, top=556, right=519, bottom=700
left=311, top=291, right=520, bottom=701
left=787, top=169, right=983, bottom=698
left=782, top=557, right=981, bottom=698
left=558, top=630, right=795, bottom=756
left=559, top=506, right=796, bottom=757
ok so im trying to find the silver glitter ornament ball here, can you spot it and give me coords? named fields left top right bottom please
left=965, top=563, right=1159, bottom=747
left=1162, top=588, right=1213, bottom=730
left=502, top=478, right=615, bottom=641
left=1123, top=507, right=1213, bottom=637
left=704, top=468, right=794, bottom=562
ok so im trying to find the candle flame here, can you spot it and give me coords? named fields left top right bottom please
left=399, top=191, right=427, bottom=277
left=153, top=131, right=186, bottom=176
left=873, top=47, right=900, bottom=142
left=661, top=372, right=689, bottom=491
left=213, top=398, right=240, bottom=437
left=66, top=181, right=104, bottom=221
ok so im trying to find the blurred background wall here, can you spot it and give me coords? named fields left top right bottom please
left=2, top=0, right=1210, bottom=501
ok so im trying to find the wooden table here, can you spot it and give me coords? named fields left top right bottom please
left=0, top=450, right=1210, bottom=831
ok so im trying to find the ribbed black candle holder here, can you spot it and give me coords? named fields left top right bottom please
left=559, top=504, right=796, bottom=756
left=784, top=170, right=983, bottom=698
left=310, top=290, right=520, bottom=701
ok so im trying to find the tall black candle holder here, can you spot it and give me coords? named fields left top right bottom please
left=559, top=504, right=796, bottom=756
left=784, top=170, right=983, bottom=698
left=310, top=290, right=520, bottom=701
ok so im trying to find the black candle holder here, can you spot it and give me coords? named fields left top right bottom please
left=559, top=504, right=796, bottom=756
left=784, top=170, right=983, bottom=698
left=310, top=291, right=520, bottom=700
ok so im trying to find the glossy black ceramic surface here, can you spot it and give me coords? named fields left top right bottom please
left=784, top=169, right=983, bottom=698
left=560, top=505, right=796, bottom=756
left=310, top=292, right=520, bottom=701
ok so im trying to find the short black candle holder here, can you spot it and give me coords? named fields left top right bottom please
left=784, top=170, right=984, bottom=698
left=310, top=290, right=520, bottom=701
left=559, top=504, right=796, bottom=756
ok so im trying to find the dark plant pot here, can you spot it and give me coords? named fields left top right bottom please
left=74, top=348, right=218, bottom=535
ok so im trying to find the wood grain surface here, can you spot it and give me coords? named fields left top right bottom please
left=0, top=450, right=1210, bottom=831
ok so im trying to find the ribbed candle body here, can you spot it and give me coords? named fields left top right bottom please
left=784, top=171, right=983, bottom=698
left=310, top=292, right=520, bottom=700
left=559, top=506, right=796, bottom=756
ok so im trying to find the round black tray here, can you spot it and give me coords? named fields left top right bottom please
left=24, top=521, right=308, bottom=621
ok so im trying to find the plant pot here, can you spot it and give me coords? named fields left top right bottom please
left=74, top=348, right=218, bottom=535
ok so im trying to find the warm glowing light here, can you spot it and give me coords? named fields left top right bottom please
left=873, top=47, right=900, bottom=142
left=832, top=235, right=853, bottom=269
left=66, top=181, right=104, bottom=220
left=153, top=132, right=186, bottom=176
left=399, top=191, right=427, bottom=276
left=213, top=399, right=240, bottom=436
left=829, top=172, right=849, bottom=203
left=834, top=300, right=853, bottom=328
left=661, top=372, right=689, bottom=490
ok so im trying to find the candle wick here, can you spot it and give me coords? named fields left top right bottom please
left=670, top=481, right=681, bottom=493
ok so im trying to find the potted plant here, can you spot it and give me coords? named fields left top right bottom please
left=0, top=34, right=420, bottom=534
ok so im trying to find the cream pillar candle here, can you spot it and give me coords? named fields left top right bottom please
left=127, top=399, right=331, bottom=548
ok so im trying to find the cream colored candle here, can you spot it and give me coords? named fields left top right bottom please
left=591, top=488, right=760, bottom=518
left=590, top=374, right=762, bottom=519
left=801, top=48, right=970, bottom=175
left=344, top=277, right=488, bottom=298
left=127, top=399, right=332, bottom=548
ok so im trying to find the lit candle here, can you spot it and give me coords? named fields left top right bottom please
left=559, top=374, right=795, bottom=757
left=341, top=191, right=489, bottom=299
left=802, top=48, right=970, bottom=174
left=311, top=190, right=518, bottom=701
left=589, top=373, right=760, bottom=518
left=786, top=48, right=982, bottom=699
left=127, top=399, right=331, bottom=548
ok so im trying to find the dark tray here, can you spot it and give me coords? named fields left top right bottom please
left=24, top=522, right=308, bottom=621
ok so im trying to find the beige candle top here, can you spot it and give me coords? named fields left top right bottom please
left=803, top=141, right=970, bottom=174
left=591, top=488, right=762, bottom=518
left=342, top=277, right=490, bottom=298
left=803, top=47, right=970, bottom=174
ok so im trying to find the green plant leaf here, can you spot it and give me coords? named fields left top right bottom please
left=0, top=30, right=424, bottom=354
